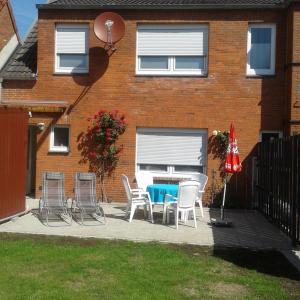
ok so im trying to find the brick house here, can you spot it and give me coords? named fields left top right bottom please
left=0, top=0, right=20, bottom=71
left=0, top=0, right=299, bottom=205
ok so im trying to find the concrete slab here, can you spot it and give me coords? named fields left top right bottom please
left=0, top=198, right=292, bottom=250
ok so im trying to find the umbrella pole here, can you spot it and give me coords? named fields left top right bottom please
left=221, top=175, right=227, bottom=220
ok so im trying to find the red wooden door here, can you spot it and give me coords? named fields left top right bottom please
left=0, top=108, right=28, bottom=220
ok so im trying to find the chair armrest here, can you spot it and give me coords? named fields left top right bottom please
left=131, top=188, right=143, bottom=193
left=131, top=189, right=151, bottom=201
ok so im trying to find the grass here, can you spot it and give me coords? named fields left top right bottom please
left=0, top=233, right=299, bottom=300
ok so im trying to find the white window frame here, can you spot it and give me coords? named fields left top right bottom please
left=136, top=164, right=206, bottom=180
left=49, top=125, right=70, bottom=153
left=136, top=24, right=208, bottom=76
left=55, top=24, right=89, bottom=74
left=135, top=128, right=207, bottom=181
left=246, top=23, right=276, bottom=76
left=259, top=130, right=283, bottom=142
left=137, top=56, right=207, bottom=76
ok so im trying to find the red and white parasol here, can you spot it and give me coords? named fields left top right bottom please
left=213, top=123, right=242, bottom=226
left=224, top=123, right=242, bottom=174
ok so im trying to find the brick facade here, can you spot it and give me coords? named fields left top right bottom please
left=2, top=8, right=296, bottom=205
left=286, top=3, right=300, bottom=135
left=0, top=2, right=17, bottom=50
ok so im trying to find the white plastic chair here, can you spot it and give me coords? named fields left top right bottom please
left=163, top=181, right=200, bottom=229
left=135, top=172, right=153, bottom=193
left=121, top=174, right=153, bottom=223
left=195, top=173, right=208, bottom=218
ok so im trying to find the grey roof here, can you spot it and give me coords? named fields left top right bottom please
left=38, top=0, right=287, bottom=10
left=0, top=24, right=37, bottom=80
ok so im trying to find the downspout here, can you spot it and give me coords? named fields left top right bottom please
left=0, top=77, right=3, bottom=104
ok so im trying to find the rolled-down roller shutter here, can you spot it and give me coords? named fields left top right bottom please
left=56, top=24, right=88, bottom=54
left=136, top=128, right=207, bottom=166
left=137, top=24, right=208, bottom=56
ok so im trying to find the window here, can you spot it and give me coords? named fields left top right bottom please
left=139, top=164, right=168, bottom=172
left=50, top=126, right=70, bottom=152
left=136, top=24, right=208, bottom=75
left=136, top=128, right=207, bottom=179
left=260, top=131, right=282, bottom=142
left=174, top=165, right=204, bottom=173
left=247, top=24, right=276, bottom=76
left=55, top=24, right=89, bottom=74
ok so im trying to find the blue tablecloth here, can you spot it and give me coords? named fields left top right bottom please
left=146, top=184, right=178, bottom=204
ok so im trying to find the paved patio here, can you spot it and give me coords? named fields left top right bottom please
left=0, top=198, right=293, bottom=251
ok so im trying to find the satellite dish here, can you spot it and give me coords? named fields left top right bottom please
left=94, top=12, right=125, bottom=51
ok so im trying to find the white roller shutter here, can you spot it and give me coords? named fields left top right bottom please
left=137, top=24, right=208, bottom=56
left=56, top=24, right=88, bottom=54
left=136, top=128, right=207, bottom=166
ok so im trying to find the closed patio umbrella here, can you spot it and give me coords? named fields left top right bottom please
left=212, top=123, right=242, bottom=227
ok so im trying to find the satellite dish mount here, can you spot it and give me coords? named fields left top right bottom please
left=94, top=12, right=125, bottom=53
left=104, top=19, right=115, bottom=51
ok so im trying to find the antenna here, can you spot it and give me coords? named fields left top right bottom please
left=94, top=12, right=125, bottom=52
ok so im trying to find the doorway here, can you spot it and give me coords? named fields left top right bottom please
left=26, top=125, right=37, bottom=196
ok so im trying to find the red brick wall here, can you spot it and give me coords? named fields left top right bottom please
left=2, top=9, right=288, bottom=206
left=286, top=3, right=300, bottom=135
left=0, top=3, right=15, bottom=50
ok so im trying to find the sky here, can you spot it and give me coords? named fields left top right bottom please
left=10, top=0, right=48, bottom=40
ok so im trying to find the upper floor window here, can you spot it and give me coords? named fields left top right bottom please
left=136, top=24, right=208, bottom=76
left=247, top=24, right=276, bottom=76
left=55, top=24, right=89, bottom=74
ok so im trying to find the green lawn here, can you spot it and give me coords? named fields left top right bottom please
left=0, top=233, right=299, bottom=300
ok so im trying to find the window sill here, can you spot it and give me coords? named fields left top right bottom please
left=48, top=149, right=69, bottom=154
left=246, top=74, right=276, bottom=79
left=135, top=73, right=208, bottom=78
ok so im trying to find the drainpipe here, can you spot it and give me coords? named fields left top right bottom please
left=0, top=77, right=3, bottom=103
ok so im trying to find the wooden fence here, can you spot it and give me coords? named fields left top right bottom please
left=0, top=108, right=28, bottom=221
left=255, top=135, right=300, bottom=245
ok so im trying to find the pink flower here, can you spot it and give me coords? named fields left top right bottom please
left=89, top=152, right=97, bottom=158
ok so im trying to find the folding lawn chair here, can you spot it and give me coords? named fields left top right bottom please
left=39, top=172, right=72, bottom=226
left=72, top=172, right=106, bottom=225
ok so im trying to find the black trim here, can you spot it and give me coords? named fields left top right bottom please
left=289, top=119, right=300, bottom=124
left=37, top=4, right=286, bottom=10
left=285, top=62, right=300, bottom=67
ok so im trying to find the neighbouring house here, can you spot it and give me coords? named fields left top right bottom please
left=0, top=0, right=300, bottom=205
left=0, top=0, right=20, bottom=71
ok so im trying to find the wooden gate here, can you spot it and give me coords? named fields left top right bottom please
left=0, top=108, right=28, bottom=221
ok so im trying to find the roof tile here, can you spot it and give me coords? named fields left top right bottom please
left=0, top=24, right=37, bottom=80
left=39, top=0, right=286, bottom=9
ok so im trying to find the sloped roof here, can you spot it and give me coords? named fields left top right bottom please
left=38, top=0, right=287, bottom=10
left=0, top=24, right=37, bottom=80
